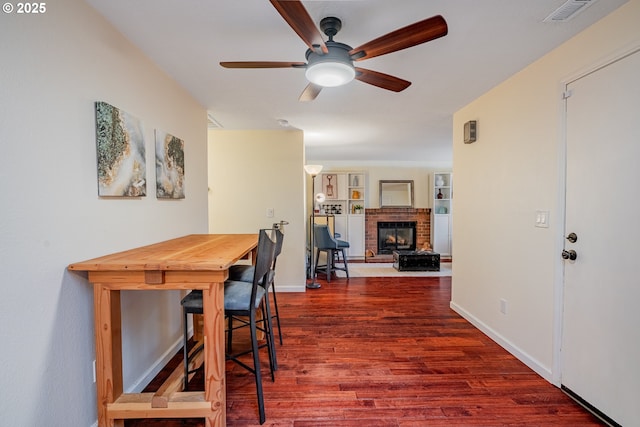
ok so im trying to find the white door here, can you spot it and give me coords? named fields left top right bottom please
left=562, top=49, right=640, bottom=426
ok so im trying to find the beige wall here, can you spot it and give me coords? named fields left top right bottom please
left=208, top=129, right=307, bottom=291
left=0, top=0, right=209, bottom=425
left=451, top=0, right=640, bottom=382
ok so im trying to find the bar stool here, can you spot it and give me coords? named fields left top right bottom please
left=181, top=228, right=277, bottom=424
left=314, top=224, right=349, bottom=282
left=228, top=226, right=284, bottom=345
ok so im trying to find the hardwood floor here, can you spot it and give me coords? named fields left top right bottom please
left=127, top=276, right=604, bottom=427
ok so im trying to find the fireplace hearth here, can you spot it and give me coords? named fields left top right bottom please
left=377, top=221, right=417, bottom=254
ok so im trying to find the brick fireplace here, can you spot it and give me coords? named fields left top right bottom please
left=365, top=207, right=431, bottom=262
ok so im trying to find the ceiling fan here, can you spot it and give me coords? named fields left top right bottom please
left=220, top=0, right=448, bottom=102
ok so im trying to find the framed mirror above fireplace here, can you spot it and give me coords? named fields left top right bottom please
left=379, top=180, right=414, bottom=208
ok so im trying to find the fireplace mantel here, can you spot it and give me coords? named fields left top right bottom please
left=365, top=208, right=431, bottom=262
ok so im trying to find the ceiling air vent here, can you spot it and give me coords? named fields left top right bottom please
left=207, top=112, right=223, bottom=129
left=544, top=0, right=598, bottom=22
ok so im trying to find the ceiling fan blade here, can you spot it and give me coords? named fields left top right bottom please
left=270, top=0, right=328, bottom=54
left=355, top=67, right=411, bottom=92
left=220, top=61, right=306, bottom=69
left=350, top=15, right=447, bottom=61
left=299, top=83, right=323, bottom=102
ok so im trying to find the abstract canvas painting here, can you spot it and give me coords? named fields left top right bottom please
left=155, top=130, right=185, bottom=199
left=95, top=102, right=146, bottom=196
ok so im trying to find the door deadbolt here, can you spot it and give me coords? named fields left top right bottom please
left=562, top=249, right=577, bottom=261
left=566, top=232, right=578, bottom=243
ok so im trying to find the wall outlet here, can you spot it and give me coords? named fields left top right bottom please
left=266, top=208, right=274, bottom=218
left=93, top=360, right=96, bottom=383
left=500, top=298, right=508, bottom=315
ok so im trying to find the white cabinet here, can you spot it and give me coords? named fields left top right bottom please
left=334, top=215, right=347, bottom=242
left=347, top=215, right=365, bottom=257
left=433, top=215, right=451, bottom=255
left=315, top=171, right=366, bottom=259
left=432, top=172, right=452, bottom=257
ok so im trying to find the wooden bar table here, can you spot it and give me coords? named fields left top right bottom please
left=68, top=234, right=258, bottom=427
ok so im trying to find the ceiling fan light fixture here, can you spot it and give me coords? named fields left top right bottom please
left=305, top=41, right=355, bottom=87
left=305, top=61, right=355, bottom=87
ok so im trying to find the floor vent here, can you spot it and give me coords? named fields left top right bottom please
left=544, top=0, right=598, bottom=22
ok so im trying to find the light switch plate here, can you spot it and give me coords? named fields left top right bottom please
left=535, top=210, right=549, bottom=228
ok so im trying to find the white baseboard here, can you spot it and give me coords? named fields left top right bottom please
left=276, top=284, right=306, bottom=292
left=450, top=301, right=553, bottom=383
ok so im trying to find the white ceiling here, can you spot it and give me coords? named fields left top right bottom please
left=86, top=0, right=628, bottom=165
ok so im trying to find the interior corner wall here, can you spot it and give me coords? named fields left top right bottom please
left=0, top=1, right=208, bottom=425
left=450, top=0, right=640, bottom=382
left=208, top=129, right=307, bottom=292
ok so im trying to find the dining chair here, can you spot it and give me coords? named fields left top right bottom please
left=180, top=228, right=277, bottom=424
left=228, top=226, right=284, bottom=345
left=314, top=224, right=350, bottom=282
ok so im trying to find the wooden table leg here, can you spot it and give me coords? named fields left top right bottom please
left=202, top=282, right=226, bottom=427
left=93, top=284, right=124, bottom=427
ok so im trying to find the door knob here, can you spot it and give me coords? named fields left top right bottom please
left=566, top=232, right=578, bottom=243
left=561, top=249, right=577, bottom=261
